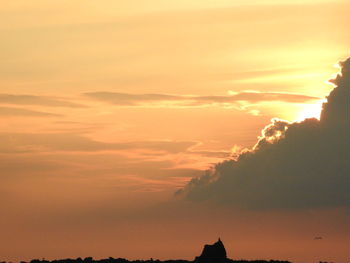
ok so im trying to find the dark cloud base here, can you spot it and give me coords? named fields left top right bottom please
left=177, top=57, right=350, bottom=210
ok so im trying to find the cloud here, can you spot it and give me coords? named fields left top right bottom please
left=177, top=57, right=350, bottom=210
left=84, top=91, right=319, bottom=107
left=0, top=106, right=61, bottom=117
left=0, top=132, right=197, bottom=154
left=84, top=92, right=181, bottom=106
left=0, top=94, right=85, bottom=108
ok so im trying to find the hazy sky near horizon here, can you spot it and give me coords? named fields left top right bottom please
left=1, top=1, right=350, bottom=263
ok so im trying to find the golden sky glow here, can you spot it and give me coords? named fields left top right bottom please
left=1, top=1, right=350, bottom=263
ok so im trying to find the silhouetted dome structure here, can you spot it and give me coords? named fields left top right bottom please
left=194, top=238, right=227, bottom=263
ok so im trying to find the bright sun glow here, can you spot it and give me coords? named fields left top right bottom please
left=295, top=100, right=325, bottom=122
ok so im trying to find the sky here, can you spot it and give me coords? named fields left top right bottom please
left=1, top=1, right=350, bottom=263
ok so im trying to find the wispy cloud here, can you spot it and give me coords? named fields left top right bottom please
left=0, top=106, right=61, bottom=117
left=0, top=94, right=85, bottom=108
left=0, top=132, right=198, bottom=154
left=84, top=91, right=319, bottom=107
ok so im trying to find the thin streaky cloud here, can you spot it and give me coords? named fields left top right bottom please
left=0, top=106, right=62, bottom=117
left=0, top=94, right=86, bottom=108
left=84, top=91, right=319, bottom=107
left=0, top=132, right=198, bottom=154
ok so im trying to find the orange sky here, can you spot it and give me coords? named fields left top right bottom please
left=1, top=1, right=350, bottom=263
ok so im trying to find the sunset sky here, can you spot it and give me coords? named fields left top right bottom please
left=1, top=1, right=350, bottom=263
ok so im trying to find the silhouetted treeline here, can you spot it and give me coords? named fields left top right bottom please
left=0, top=259, right=333, bottom=263
left=2, top=257, right=294, bottom=263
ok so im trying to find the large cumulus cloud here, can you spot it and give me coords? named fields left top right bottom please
left=177, top=57, right=350, bottom=210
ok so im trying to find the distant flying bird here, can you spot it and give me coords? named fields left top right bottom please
left=314, top=237, right=323, bottom=240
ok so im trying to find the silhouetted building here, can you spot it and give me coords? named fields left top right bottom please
left=195, top=238, right=227, bottom=263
